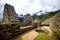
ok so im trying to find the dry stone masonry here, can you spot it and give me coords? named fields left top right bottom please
left=3, top=4, right=19, bottom=23
left=22, top=14, right=33, bottom=26
left=50, top=12, right=60, bottom=37
left=33, top=17, right=41, bottom=27
left=0, top=4, right=20, bottom=40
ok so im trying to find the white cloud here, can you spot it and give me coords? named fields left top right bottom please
left=0, top=0, right=60, bottom=21
left=0, top=0, right=60, bottom=15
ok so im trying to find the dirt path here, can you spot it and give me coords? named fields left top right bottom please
left=11, top=29, right=38, bottom=40
left=11, top=26, right=53, bottom=40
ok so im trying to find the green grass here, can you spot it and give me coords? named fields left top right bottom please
left=34, top=32, right=59, bottom=40
left=34, top=32, right=49, bottom=40
left=52, top=32, right=60, bottom=40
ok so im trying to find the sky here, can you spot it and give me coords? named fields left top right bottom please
left=0, top=0, right=60, bottom=20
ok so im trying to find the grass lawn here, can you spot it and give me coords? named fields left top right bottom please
left=34, top=32, right=59, bottom=40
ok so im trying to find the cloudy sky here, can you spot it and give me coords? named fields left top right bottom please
left=0, top=0, right=60, bottom=16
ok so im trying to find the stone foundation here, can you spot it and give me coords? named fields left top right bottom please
left=0, top=23, right=20, bottom=40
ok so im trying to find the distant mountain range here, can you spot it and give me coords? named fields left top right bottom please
left=32, top=10, right=60, bottom=21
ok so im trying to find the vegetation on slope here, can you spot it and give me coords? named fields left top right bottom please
left=18, top=10, right=60, bottom=22
left=32, top=10, right=60, bottom=21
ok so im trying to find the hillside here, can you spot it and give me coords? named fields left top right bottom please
left=42, top=18, right=53, bottom=25
left=38, top=10, right=60, bottom=21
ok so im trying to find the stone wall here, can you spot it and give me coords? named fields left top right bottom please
left=3, top=4, right=19, bottom=22
left=50, top=12, right=60, bottom=37
left=0, top=4, right=20, bottom=40
left=0, top=4, right=37, bottom=40
left=22, top=14, right=33, bottom=26
left=0, top=23, right=20, bottom=40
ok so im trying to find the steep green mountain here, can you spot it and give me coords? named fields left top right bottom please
left=38, top=10, right=60, bottom=21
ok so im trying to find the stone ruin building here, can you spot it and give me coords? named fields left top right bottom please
left=3, top=4, right=19, bottom=23
left=33, top=17, right=40, bottom=27
left=0, top=4, right=20, bottom=40
left=22, top=13, right=33, bottom=26
left=50, top=12, right=60, bottom=37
